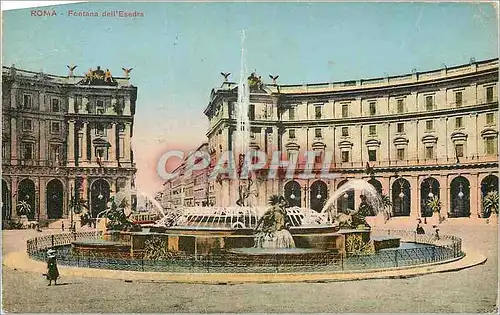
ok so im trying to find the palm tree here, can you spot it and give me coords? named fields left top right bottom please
left=69, top=197, right=88, bottom=214
left=483, top=190, right=499, bottom=218
left=427, top=196, right=443, bottom=223
left=16, top=200, right=31, bottom=217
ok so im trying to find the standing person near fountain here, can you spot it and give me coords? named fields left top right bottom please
left=45, top=249, right=59, bottom=286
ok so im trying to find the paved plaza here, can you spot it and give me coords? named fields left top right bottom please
left=1, top=221, right=498, bottom=313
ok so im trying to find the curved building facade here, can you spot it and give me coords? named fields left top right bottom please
left=2, top=66, right=137, bottom=223
left=204, top=58, right=499, bottom=219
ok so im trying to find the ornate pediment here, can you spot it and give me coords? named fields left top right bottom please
left=450, top=131, right=468, bottom=142
left=393, top=136, right=409, bottom=146
left=421, top=134, right=438, bottom=145
left=285, top=141, right=300, bottom=151
left=480, top=128, right=498, bottom=139
left=77, top=66, right=118, bottom=86
left=338, top=140, right=353, bottom=149
left=365, top=139, right=381, bottom=148
left=312, top=140, right=326, bottom=151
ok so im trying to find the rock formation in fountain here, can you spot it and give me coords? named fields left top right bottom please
left=253, top=195, right=295, bottom=248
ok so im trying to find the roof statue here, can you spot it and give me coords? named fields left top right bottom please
left=220, top=72, right=231, bottom=82
left=269, top=75, right=279, bottom=84
left=79, top=66, right=118, bottom=86
left=122, top=67, right=133, bottom=78
left=67, top=65, right=77, bottom=77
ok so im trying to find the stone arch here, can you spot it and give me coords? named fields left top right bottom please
left=90, top=179, right=111, bottom=217
left=420, top=177, right=440, bottom=217
left=392, top=178, right=411, bottom=217
left=449, top=176, right=470, bottom=218
left=284, top=180, right=301, bottom=207
left=310, top=180, right=328, bottom=212
left=368, top=178, right=383, bottom=195
left=46, top=179, right=64, bottom=219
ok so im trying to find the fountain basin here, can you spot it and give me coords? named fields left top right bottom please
left=371, top=236, right=401, bottom=251
left=71, top=239, right=131, bottom=255
left=224, top=247, right=334, bottom=266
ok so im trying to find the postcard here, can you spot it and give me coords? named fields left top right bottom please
left=1, top=1, right=498, bottom=313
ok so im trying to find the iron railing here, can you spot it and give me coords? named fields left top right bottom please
left=26, top=229, right=462, bottom=273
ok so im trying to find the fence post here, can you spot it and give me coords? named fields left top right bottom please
left=432, top=247, right=436, bottom=262
left=341, top=252, right=344, bottom=271
left=51, top=235, right=54, bottom=248
left=88, top=255, right=91, bottom=268
left=395, top=250, right=398, bottom=267
left=35, top=238, right=38, bottom=252
left=414, top=231, right=417, bottom=243
left=141, top=257, right=144, bottom=272
left=77, top=252, right=80, bottom=267
left=275, top=254, right=279, bottom=273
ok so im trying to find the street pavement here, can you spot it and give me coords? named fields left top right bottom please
left=2, top=220, right=498, bottom=313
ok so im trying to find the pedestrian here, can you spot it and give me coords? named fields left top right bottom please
left=45, top=249, right=59, bottom=286
left=72, top=222, right=76, bottom=233
left=61, top=221, right=65, bottom=232
left=416, top=219, right=425, bottom=234
left=432, top=225, right=440, bottom=240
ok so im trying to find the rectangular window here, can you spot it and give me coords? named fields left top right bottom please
left=248, top=104, right=255, bottom=120
left=397, top=99, right=404, bottom=113
left=315, top=106, right=322, bottom=119
left=96, top=147, right=106, bottom=160
left=485, top=138, right=497, bottom=155
left=23, top=94, right=32, bottom=109
left=228, top=103, right=234, bottom=118
left=486, top=86, right=494, bottom=103
left=341, top=127, right=349, bottom=137
left=486, top=113, right=494, bottom=125
left=455, top=144, right=464, bottom=157
left=455, top=91, right=463, bottom=107
left=315, top=152, right=322, bottom=164
left=96, top=100, right=105, bottom=115
left=23, top=142, right=33, bottom=160
left=455, top=117, right=463, bottom=129
left=50, top=143, right=61, bottom=162
left=397, top=148, right=405, bottom=161
left=369, top=125, right=377, bottom=135
left=51, top=98, right=60, bottom=112
left=289, top=129, right=296, bottom=139
left=426, top=120, right=434, bottom=131
left=23, top=119, right=32, bottom=131
left=397, top=123, right=404, bottom=133
left=289, top=107, right=295, bottom=120
left=369, top=102, right=376, bottom=116
left=341, top=151, right=350, bottom=163
left=425, top=147, right=434, bottom=159
left=342, top=104, right=349, bottom=118
left=96, top=124, right=105, bottom=137
left=315, top=128, right=322, bottom=138
left=368, top=149, right=377, bottom=162
left=425, top=95, right=434, bottom=110
left=250, top=131, right=255, bottom=139
left=50, top=121, right=60, bottom=134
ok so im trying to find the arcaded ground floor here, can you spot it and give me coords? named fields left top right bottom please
left=2, top=220, right=497, bottom=313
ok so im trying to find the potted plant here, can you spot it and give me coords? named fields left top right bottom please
left=16, top=200, right=32, bottom=225
left=426, top=196, right=442, bottom=224
left=483, top=190, right=499, bottom=224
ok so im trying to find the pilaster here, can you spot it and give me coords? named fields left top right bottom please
left=67, top=120, right=75, bottom=166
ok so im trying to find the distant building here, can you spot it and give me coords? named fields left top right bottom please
left=159, top=143, right=214, bottom=208
left=2, top=66, right=137, bottom=222
left=203, top=58, right=499, bottom=219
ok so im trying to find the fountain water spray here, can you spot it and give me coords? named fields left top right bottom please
left=321, top=179, right=386, bottom=219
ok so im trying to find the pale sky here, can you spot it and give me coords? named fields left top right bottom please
left=2, top=2, right=498, bottom=194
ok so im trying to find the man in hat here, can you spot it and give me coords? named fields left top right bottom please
left=46, top=249, right=59, bottom=286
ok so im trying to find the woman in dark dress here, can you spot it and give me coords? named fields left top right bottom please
left=46, top=249, right=59, bottom=286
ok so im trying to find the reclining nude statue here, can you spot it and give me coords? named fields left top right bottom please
left=253, top=195, right=295, bottom=249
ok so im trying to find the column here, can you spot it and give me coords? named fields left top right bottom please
left=67, top=178, right=76, bottom=219
left=39, top=92, right=45, bottom=112
left=78, top=122, right=89, bottom=163
left=68, top=95, right=75, bottom=114
left=440, top=175, right=449, bottom=218
left=108, top=123, right=117, bottom=163
left=124, top=122, right=131, bottom=162
left=36, top=178, right=44, bottom=221
left=124, top=98, right=131, bottom=116
left=470, top=173, right=480, bottom=218
left=82, top=97, right=89, bottom=114
left=10, top=177, right=18, bottom=219
left=67, top=120, right=75, bottom=166
left=39, top=119, right=46, bottom=163
left=10, top=118, right=17, bottom=165
left=110, top=98, right=117, bottom=115
left=410, top=176, right=419, bottom=218
left=10, top=83, right=17, bottom=109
